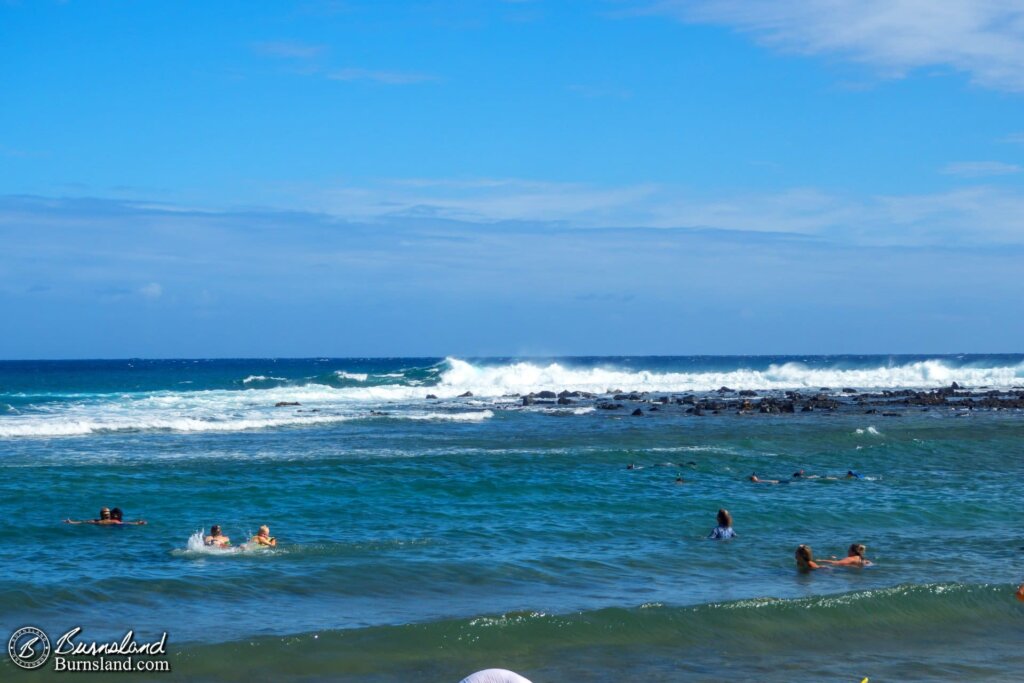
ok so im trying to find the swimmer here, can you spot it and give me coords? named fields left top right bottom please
left=204, top=525, right=231, bottom=547
left=109, top=507, right=147, bottom=526
left=674, top=475, right=686, bottom=484
left=846, top=470, right=864, bottom=479
left=65, top=507, right=118, bottom=525
left=795, top=544, right=822, bottom=571
left=251, top=525, right=276, bottom=547
left=708, top=508, right=736, bottom=539
left=1016, top=583, right=1024, bottom=602
left=820, top=543, right=872, bottom=567
left=749, top=473, right=780, bottom=484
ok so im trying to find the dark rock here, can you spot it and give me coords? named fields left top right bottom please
left=556, top=397, right=573, bottom=405
left=631, top=408, right=644, bottom=416
left=717, top=386, right=733, bottom=393
left=425, top=394, right=438, bottom=400
left=537, top=390, right=557, bottom=399
left=951, top=382, right=961, bottom=390
left=458, top=391, right=474, bottom=398
left=275, top=401, right=300, bottom=407
left=649, top=406, right=659, bottom=411
left=842, top=388, right=857, bottom=394
left=882, top=412, right=902, bottom=417
left=522, top=396, right=534, bottom=406
left=738, top=390, right=757, bottom=397
left=597, top=402, right=623, bottom=410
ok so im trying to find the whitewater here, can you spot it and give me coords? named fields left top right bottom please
left=1, top=356, right=1022, bottom=438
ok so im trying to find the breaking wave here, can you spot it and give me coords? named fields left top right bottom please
left=2, top=356, right=1021, bottom=438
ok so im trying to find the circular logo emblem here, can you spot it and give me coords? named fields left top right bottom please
left=8, top=627, right=51, bottom=670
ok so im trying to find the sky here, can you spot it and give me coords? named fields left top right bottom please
left=2, top=0, right=1023, bottom=358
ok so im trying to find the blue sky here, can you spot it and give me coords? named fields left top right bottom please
left=2, top=1, right=1023, bottom=357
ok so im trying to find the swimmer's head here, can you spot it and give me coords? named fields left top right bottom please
left=99, top=507, right=111, bottom=520
left=795, top=544, right=814, bottom=565
left=849, top=543, right=866, bottom=557
left=749, top=473, right=758, bottom=482
left=110, top=508, right=123, bottom=521
left=793, top=469, right=805, bottom=478
left=211, top=525, right=221, bottom=535
left=259, top=525, right=270, bottom=536
left=627, top=464, right=635, bottom=470
left=717, top=508, right=732, bottom=527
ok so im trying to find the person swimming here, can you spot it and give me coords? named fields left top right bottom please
left=820, top=543, right=872, bottom=567
left=110, top=508, right=147, bottom=526
left=65, top=507, right=118, bottom=525
left=251, top=525, right=276, bottom=547
left=1016, top=582, right=1024, bottom=602
left=708, top=508, right=736, bottom=539
left=749, top=473, right=781, bottom=484
left=795, top=544, right=822, bottom=571
left=204, top=525, right=231, bottom=547
left=846, top=470, right=864, bottom=479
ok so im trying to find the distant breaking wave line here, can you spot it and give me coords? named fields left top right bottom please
left=424, top=358, right=1024, bottom=396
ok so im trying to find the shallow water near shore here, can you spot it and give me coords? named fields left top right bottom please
left=1, top=356, right=1023, bottom=681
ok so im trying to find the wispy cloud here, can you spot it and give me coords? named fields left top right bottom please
left=640, top=1, right=1024, bottom=92
left=252, top=41, right=327, bottom=60
left=255, top=177, right=1024, bottom=246
left=941, top=161, right=1022, bottom=177
left=139, top=282, right=163, bottom=299
left=327, top=68, right=438, bottom=85
left=3, top=193, right=1022, bottom=358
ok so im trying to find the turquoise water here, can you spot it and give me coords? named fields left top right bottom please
left=1, top=356, right=1023, bottom=681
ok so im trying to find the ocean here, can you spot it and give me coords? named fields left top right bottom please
left=1, top=355, right=1023, bottom=681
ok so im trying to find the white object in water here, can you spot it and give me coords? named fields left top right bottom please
left=460, top=669, right=532, bottom=683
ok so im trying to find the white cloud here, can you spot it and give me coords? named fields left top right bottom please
left=327, top=68, right=437, bottom=85
left=941, top=161, right=1022, bottom=177
left=139, top=282, right=163, bottom=299
left=644, top=1, right=1024, bottom=92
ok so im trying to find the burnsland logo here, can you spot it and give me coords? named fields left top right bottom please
left=7, top=627, right=171, bottom=673
left=8, top=627, right=51, bottom=670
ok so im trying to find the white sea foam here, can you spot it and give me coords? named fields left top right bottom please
left=242, top=375, right=286, bottom=384
left=402, top=410, right=494, bottom=422
left=426, top=358, right=1024, bottom=396
left=334, top=371, right=369, bottom=382
left=856, top=426, right=881, bottom=436
left=2, top=357, right=1020, bottom=438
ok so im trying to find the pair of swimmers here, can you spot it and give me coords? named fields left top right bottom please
left=204, top=524, right=276, bottom=548
left=65, top=507, right=147, bottom=526
left=796, top=543, right=872, bottom=571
